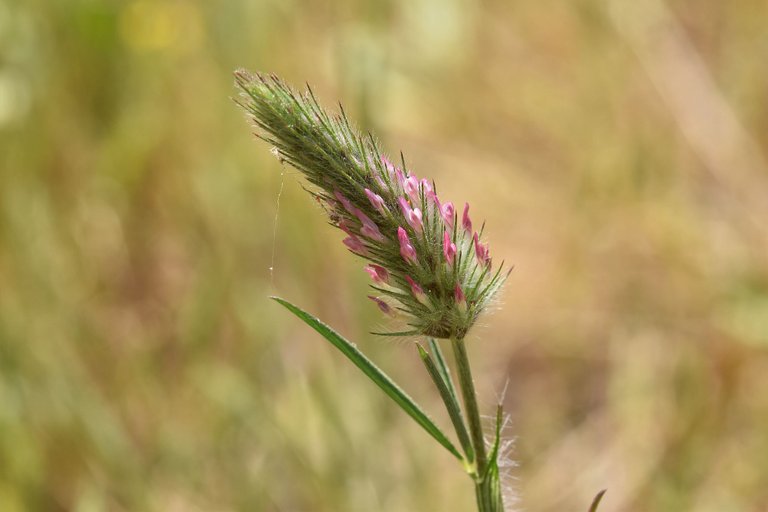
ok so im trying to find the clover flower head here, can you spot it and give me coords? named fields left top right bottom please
left=235, top=70, right=510, bottom=338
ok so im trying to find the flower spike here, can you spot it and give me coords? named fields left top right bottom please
left=235, top=70, right=508, bottom=339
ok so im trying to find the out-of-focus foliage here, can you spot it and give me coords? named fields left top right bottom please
left=1, top=0, right=767, bottom=510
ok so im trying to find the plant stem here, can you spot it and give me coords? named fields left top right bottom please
left=420, top=339, right=508, bottom=511
left=451, top=337, right=487, bottom=474
left=451, top=336, right=505, bottom=512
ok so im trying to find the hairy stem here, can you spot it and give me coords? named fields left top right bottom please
left=451, top=336, right=505, bottom=512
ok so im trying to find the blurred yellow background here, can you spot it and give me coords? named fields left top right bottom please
left=2, top=0, right=768, bottom=510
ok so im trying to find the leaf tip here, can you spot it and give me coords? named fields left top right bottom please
left=588, top=489, right=607, bottom=512
left=415, top=342, right=429, bottom=360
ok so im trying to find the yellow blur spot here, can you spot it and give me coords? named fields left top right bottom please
left=119, top=0, right=204, bottom=53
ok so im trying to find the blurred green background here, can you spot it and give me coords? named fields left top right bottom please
left=2, top=0, right=768, bottom=510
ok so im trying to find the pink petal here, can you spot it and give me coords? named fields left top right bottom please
left=365, top=264, right=390, bottom=285
left=355, top=209, right=385, bottom=242
left=426, top=190, right=441, bottom=209
left=405, top=275, right=429, bottom=305
left=454, top=284, right=467, bottom=311
left=343, top=235, right=368, bottom=255
left=440, top=201, right=455, bottom=229
left=443, top=231, right=457, bottom=265
left=397, top=227, right=418, bottom=264
left=334, top=190, right=356, bottom=215
left=368, top=296, right=395, bottom=316
left=462, top=202, right=472, bottom=234
left=472, top=232, right=491, bottom=268
left=398, top=197, right=411, bottom=217
left=364, top=188, right=387, bottom=213
left=404, top=175, right=420, bottom=202
left=407, top=208, right=423, bottom=233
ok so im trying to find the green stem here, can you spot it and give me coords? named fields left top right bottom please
left=451, top=336, right=505, bottom=512
left=451, top=337, right=488, bottom=476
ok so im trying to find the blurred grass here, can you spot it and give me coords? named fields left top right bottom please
left=1, top=0, right=768, bottom=510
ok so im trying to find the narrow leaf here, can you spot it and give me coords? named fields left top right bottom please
left=589, top=490, right=607, bottom=512
left=272, top=296, right=462, bottom=460
left=428, top=338, right=460, bottom=409
left=417, top=342, right=475, bottom=464
left=369, top=329, right=420, bottom=337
